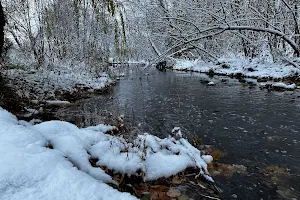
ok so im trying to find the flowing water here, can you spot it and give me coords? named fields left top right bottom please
left=57, top=66, right=300, bottom=199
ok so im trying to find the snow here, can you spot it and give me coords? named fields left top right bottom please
left=99, top=72, right=109, bottom=77
left=108, top=57, right=114, bottom=64
left=172, top=126, right=183, bottom=138
left=45, top=100, right=72, bottom=106
left=0, top=107, right=213, bottom=200
left=31, top=100, right=39, bottom=104
left=25, top=108, right=39, bottom=114
left=23, top=108, right=40, bottom=118
left=273, top=82, right=296, bottom=89
left=260, top=82, right=297, bottom=90
left=4, top=62, right=113, bottom=100
left=145, top=152, right=192, bottom=180
left=29, top=119, right=43, bottom=125
left=90, top=133, right=213, bottom=181
left=172, top=58, right=300, bottom=79
left=0, top=108, right=135, bottom=200
left=202, top=155, right=214, bottom=164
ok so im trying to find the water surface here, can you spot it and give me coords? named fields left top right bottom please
left=57, top=67, right=300, bottom=199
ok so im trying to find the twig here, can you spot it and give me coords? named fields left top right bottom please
left=193, top=189, right=221, bottom=200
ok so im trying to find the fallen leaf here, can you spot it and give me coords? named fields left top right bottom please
left=172, top=175, right=185, bottom=184
left=232, top=164, right=247, bottom=174
left=150, top=185, right=168, bottom=191
left=178, top=195, right=189, bottom=200
left=134, top=185, right=148, bottom=197
left=262, top=166, right=290, bottom=186
left=166, top=188, right=181, bottom=198
left=209, top=163, right=247, bottom=178
left=140, top=194, right=150, bottom=200
left=150, top=185, right=170, bottom=200
left=263, top=166, right=288, bottom=176
left=114, top=173, right=124, bottom=184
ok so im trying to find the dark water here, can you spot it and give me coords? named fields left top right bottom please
left=57, top=67, right=300, bottom=199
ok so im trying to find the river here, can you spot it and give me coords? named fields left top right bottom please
left=56, top=66, right=300, bottom=199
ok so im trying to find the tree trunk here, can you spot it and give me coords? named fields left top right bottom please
left=0, top=1, right=5, bottom=58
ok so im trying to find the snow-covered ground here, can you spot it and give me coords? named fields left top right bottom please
left=3, top=62, right=113, bottom=100
left=0, top=107, right=213, bottom=200
left=172, top=58, right=300, bottom=79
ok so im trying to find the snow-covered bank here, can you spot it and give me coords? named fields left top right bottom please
left=172, top=58, right=300, bottom=80
left=3, top=63, right=113, bottom=100
left=259, top=82, right=298, bottom=91
left=0, top=107, right=213, bottom=200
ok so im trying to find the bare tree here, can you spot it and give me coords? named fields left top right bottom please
left=3, top=0, right=129, bottom=70
left=145, top=0, right=300, bottom=63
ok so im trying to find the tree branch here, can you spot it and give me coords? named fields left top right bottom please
left=219, top=25, right=300, bottom=56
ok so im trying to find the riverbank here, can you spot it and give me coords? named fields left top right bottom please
left=171, top=58, right=300, bottom=91
left=0, top=62, right=119, bottom=121
left=3, top=64, right=115, bottom=101
left=0, top=107, right=219, bottom=200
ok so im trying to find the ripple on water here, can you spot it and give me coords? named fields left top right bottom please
left=56, top=68, right=300, bottom=199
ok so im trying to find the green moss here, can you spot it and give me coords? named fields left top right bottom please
left=120, top=11, right=126, bottom=44
left=114, top=19, right=120, bottom=55
left=241, top=82, right=248, bottom=87
left=107, top=0, right=115, bottom=16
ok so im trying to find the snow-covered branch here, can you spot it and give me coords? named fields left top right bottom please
left=219, top=25, right=300, bottom=56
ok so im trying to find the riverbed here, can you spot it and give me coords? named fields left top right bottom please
left=56, top=66, right=300, bottom=199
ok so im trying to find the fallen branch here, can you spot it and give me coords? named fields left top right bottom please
left=282, top=57, right=300, bottom=69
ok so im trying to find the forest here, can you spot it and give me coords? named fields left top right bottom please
left=2, top=0, right=300, bottom=66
